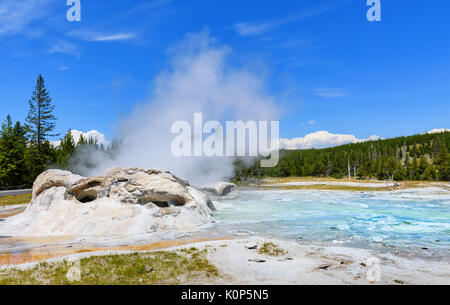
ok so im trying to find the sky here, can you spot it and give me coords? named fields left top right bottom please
left=0, top=0, right=449, bottom=149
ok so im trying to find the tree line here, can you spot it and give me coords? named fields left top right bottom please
left=234, top=131, right=450, bottom=182
left=0, top=74, right=117, bottom=189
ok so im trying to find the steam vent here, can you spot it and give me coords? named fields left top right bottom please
left=0, top=167, right=215, bottom=237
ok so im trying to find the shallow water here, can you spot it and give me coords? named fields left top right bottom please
left=211, top=188, right=450, bottom=259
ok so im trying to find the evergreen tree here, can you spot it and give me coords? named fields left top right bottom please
left=0, top=116, right=27, bottom=187
left=235, top=132, right=450, bottom=182
left=25, top=74, right=59, bottom=153
left=56, top=130, right=76, bottom=168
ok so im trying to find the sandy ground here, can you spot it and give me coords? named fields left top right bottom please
left=1, top=237, right=449, bottom=285
left=0, top=204, right=27, bottom=219
left=193, top=238, right=450, bottom=285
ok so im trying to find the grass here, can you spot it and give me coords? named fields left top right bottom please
left=262, top=184, right=395, bottom=192
left=0, top=247, right=220, bottom=285
left=259, top=177, right=448, bottom=192
left=0, top=193, right=31, bottom=206
left=258, top=242, right=286, bottom=257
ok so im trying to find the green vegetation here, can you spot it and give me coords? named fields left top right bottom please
left=0, top=248, right=219, bottom=285
left=0, top=74, right=119, bottom=189
left=0, top=193, right=31, bottom=206
left=234, top=132, right=450, bottom=182
left=258, top=242, right=286, bottom=256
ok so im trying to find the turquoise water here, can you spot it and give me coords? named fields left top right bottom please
left=212, top=188, right=450, bottom=258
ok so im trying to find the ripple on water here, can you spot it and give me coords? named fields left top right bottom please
left=212, top=189, right=450, bottom=257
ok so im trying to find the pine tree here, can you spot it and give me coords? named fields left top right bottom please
left=56, top=130, right=76, bottom=168
left=0, top=115, right=27, bottom=187
left=25, top=74, right=59, bottom=153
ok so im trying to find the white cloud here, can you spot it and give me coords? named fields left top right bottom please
left=366, top=135, right=381, bottom=141
left=52, top=130, right=110, bottom=147
left=427, top=128, right=450, bottom=134
left=312, top=87, right=347, bottom=98
left=0, top=0, right=53, bottom=36
left=233, top=22, right=278, bottom=36
left=233, top=3, right=345, bottom=36
left=68, top=30, right=137, bottom=42
left=299, top=120, right=316, bottom=126
left=280, top=131, right=381, bottom=150
left=47, top=41, right=81, bottom=58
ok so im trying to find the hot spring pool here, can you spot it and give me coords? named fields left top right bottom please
left=211, top=188, right=450, bottom=259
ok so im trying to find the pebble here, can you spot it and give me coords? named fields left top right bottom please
left=318, top=264, right=331, bottom=270
left=249, top=259, right=266, bottom=263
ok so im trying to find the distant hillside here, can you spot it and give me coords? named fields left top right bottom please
left=233, top=131, right=450, bottom=182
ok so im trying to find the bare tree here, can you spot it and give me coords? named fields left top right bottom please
left=385, top=169, right=400, bottom=186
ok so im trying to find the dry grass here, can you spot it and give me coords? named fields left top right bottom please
left=0, top=247, right=220, bottom=285
left=0, top=193, right=31, bottom=206
left=260, top=177, right=448, bottom=192
left=262, top=184, right=394, bottom=192
left=258, top=242, right=286, bottom=257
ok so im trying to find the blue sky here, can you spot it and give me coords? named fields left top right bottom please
left=1, top=0, right=449, bottom=146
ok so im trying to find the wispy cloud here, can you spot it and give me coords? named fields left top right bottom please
left=0, top=0, right=54, bottom=36
left=47, top=40, right=81, bottom=58
left=233, top=2, right=345, bottom=36
left=312, top=87, right=347, bottom=99
left=300, top=120, right=316, bottom=126
left=68, top=30, right=138, bottom=42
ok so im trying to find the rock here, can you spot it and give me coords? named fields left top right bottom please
left=32, top=169, right=84, bottom=200
left=249, top=259, right=266, bottom=263
left=318, top=264, right=331, bottom=270
left=199, top=182, right=237, bottom=196
left=245, top=243, right=258, bottom=250
left=0, top=167, right=215, bottom=237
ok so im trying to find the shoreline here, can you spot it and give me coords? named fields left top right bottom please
left=253, top=177, right=450, bottom=192
left=1, top=236, right=449, bottom=285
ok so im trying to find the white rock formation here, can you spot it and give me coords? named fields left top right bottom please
left=0, top=168, right=215, bottom=237
left=199, top=182, right=237, bottom=196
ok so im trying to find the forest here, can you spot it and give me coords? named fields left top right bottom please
left=0, top=74, right=118, bottom=189
left=233, top=131, right=450, bottom=182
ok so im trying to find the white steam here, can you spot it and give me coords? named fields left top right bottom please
left=85, top=31, right=280, bottom=185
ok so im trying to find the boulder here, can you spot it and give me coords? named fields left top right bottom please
left=199, top=182, right=237, bottom=196
left=0, top=167, right=215, bottom=237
